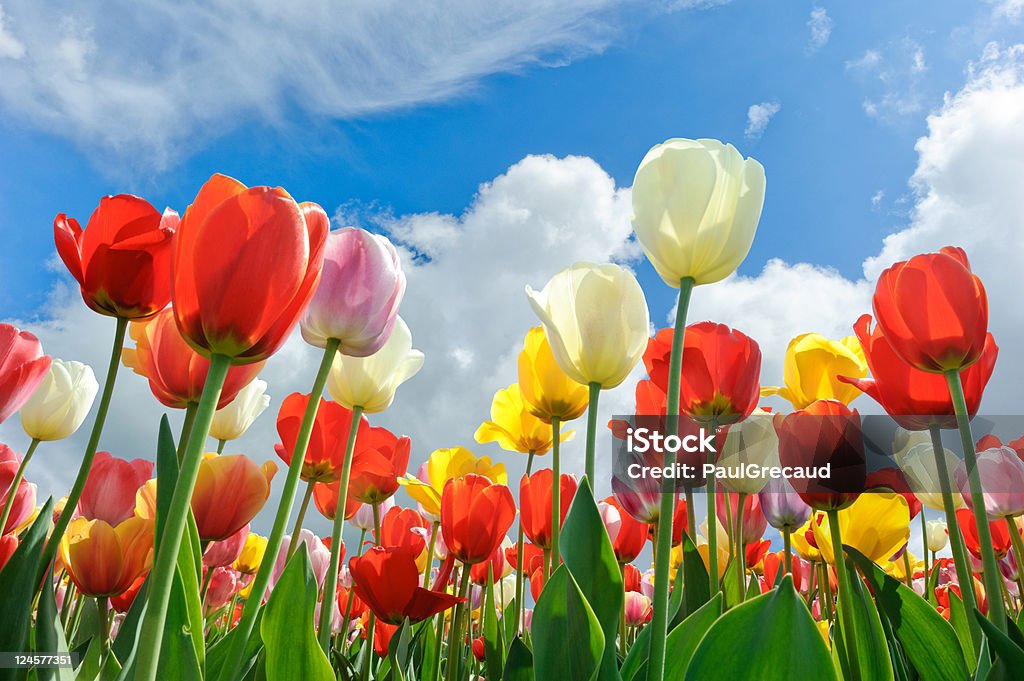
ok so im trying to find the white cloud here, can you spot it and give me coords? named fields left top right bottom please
left=744, top=101, right=781, bottom=138
left=807, top=7, right=833, bottom=52
left=989, top=0, right=1024, bottom=20
left=871, top=189, right=885, bottom=207
left=0, top=5, right=24, bottom=59
left=846, top=40, right=929, bottom=121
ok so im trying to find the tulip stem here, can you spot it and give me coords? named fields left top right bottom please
left=97, top=596, right=110, bottom=658
left=41, top=317, right=128, bottom=580
left=827, top=508, right=861, bottom=681
left=513, top=451, right=535, bottom=637
left=928, top=424, right=981, bottom=648
left=618, top=562, right=628, bottom=657
left=218, top=339, right=340, bottom=681
left=945, top=370, right=1007, bottom=632
left=177, top=402, right=198, bottom=463
left=920, top=513, right=929, bottom=585
left=318, top=402, right=365, bottom=651
left=135, top=352, right=231, bottom=681
left=902, top=550, right=913, bottom=588
left=783, top=528, right=792, bottom=576
left=340, top=528, right=367, bottom=650
left=551, top=417, right=562, bottom=568
left=424, top=521, right=439, bottom=588
left=1005, top=517, right=1024, bottom=609
left=288, top=481, right=315, bottom=556
left=684, top=488, right=696, bottom=546
left=584, top=382, right=601, bottom=485
left=217, top=439, right=227, bottom=455
left=647, top=276, right=694, bottom=681
left=0, top=438, right=39, bottom=534
left=735, top=493, right=746, bottom=602
left=362, top=612, right=377, bottom=677
left=706, top=437, right=720, bottom=596
left=446, top=568, right=472, bottom=681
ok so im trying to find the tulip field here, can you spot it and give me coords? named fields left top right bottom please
left=1, top=137, right=1022, bottom=681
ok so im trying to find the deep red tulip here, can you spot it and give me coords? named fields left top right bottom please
left=362, top=615, right=398, bottom=657
left=0, top=324, right=51, bottom=424
left=349, top=427, right=412, bottom=504
left=872, top=247, right=989, bottom=373
left=79, top=452, right=153, bottom=526
left=670, top=497, right=691, bottom=546
left=349, top=546, right=462, bottom=625
left=377, top=507, right=428, bottom=557
left=746, top=539, right=771, bottom=569
left=470, top=543, right=507, bottom=585
left=775, top=400, right=866, bottom=511
left=337, top=585, right=367, bottom=620
left=123, top=308, right=264, bottom=410
left=956, top=508, right=1011, bottom=560
left=520, top=469, right=577, bottom=551
left=172, top=174, right=328, bottom=364
left=839, top=314, right=997, bottom=430
left=275, top=392, right=370, bottom=483
left=505, top=542, right=543, bottom=573
left=54, top=195, right=177, bottom=319
left=601, top=496, right=648, bottom=563
left=441, top=474, right=516, bottom=565
left=623, top=563, right=642, bottom=592
left=472, top=636, right=486, bottom=662
left=111, top=574, right=147, bottom=613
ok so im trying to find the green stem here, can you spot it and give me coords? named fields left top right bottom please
left=446, top=568, right=472, bottom=681
left=707, top=450, right=720, bottom=595
left=551, top=417, right=562, bottom=568
left=340, top=529, right=367, bottom=650
left=945, top=370, right=1006, bottom=631
left=424, top=521, right=439, bottom=588
left=584, top=382, right=601, bottom=484
left=362, top=611, right=377, bottom=677
left=177, top=402, right=198, bottom=464
left=288, top=480, right=316, bottom=556
left=902, top=550, right=913, bottom=588
left=684, top=487, right=696, bottom=545
left=514, top=451, right=535, bottom=637
left=647, top=276, right=693, bottom=681
left=920, top=512, right=929, bottom=586
left=216, top=439, right=227, bottom=455
left=135, top=352, right=231, bottom=681
left=41, top=317, right=128, bottom=577
left=0, top=438, right=39, bottom=533
left=618, top=562, right=628, bottom=657
left=217, top=339, right=340, bottom=680
left=98, top=597, right=110, bottom=658
left=735, top=493, right=746, bottom=602
left=783, top=528, right=792, bottom=576
left=317, top=403, right=365, bottom=651
left=1005, top=517, right=1024, bottom=612
left=828, top=508, right=861, bottom=681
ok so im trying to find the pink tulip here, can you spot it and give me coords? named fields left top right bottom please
left=597, top=500, right=622, bottom=543
left=956, top=446, right=1024, bottom=519
left=624, top=591, right=653, bottom=627
left=716, top=492, right=768, bottom=545
left=611, top=448, right=661, bottom=524
left=300, top=228, right=406, bottom=356
left=267, top=529, right=331, bottom=598
left=0, top=323, right=51, bottom=423
left=203, top=523, right=250, bottom=568
left=351, top=496, right=395, bottom=532
left=204, top=567, right=240, bottom=610
left=78, top=452, right=153, bottom=525
left=0, top=445, right=37, bottom=533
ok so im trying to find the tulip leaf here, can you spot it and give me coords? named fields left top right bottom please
left=834, top=553, right=895, bottom=681
left=206, top=608, right=264, bottom=681
left=846, top=546, right=969, bottom=681
left=484, top=576, right=505, bottom=681
left=680, top=530, right=709, bottom=619
left=947, top=591, right=976, bottom=672
left=532, top=565, right=604, bottom=681
left=260, top=546, right=334, bottom=681
left=722, top=557, right=744, bottom=609
left=0, top=497, right=53, bottom=681
left=111, top=581, right=147, bottom=664
left=664, top=593, right=723, bottom=679
left=154, top=415, right=178, bottom=551
left=558, top=479, right=622, bottom=681
left=503, top=637, right=535, bottom=681
left=33, top=567, right=74, bottom=681
left=684, top=576, right=837, bottom=681
left=974, top=609, right=1024, bottom=671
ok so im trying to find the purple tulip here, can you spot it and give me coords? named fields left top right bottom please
left=758, top=476, right=811, bottom=531
left=300, top=228, right=406, bottom=357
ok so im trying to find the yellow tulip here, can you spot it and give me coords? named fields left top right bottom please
left=817, top=621, right=831, bottom=650
left=631, top=138, right=766, bottom=287
left=397, top=447, right=507, bottom=518
left=811, top=492, right=910, bottom=565
left=327, top=316, right=424, bottom=414
left=474, top=383, right=575, bottom=455
left=233, top=532, right=268, bottom=575
left=517, top=327, right=589, bottom=423
left=790, top=518, right=822, bottom=562
left=884, top=551, right=924, bottom=582
left=526, top=262, right=649, bottom=389
left=761, top=333, right=867, bottom=409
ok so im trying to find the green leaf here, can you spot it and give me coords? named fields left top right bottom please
left=154, top=415, right=179, bottom=551
left=618, top=620, right=650, bottom=681
left=0, top=498, right=54, bottom=681
left=260, top=546, right=334, bottom=681
left=75, top=639, right=103, bottom=681
left=974, top=609, right=1024, bottom=670
left=947, top=591, right=976, bottom=672
left=559, top=479, right=621, bottom=681
left=385, top=619, right=413, bottom=681
left=846, top=546, right=969, bottom=681
left=484, top=577, right=505, bottom=681
left=207, top=609, right=265, bottom=681
left=721, top=558, right=743, bottom=610
left=111, top=581, right=148, bottom=665
left=834, top=553, right=894, bottom=681
left=503, top=637, right=535, bottom=681
left=666, top=542, right=687, bottom=630
left=34, top=568, right=74, bottom=681
left=684, top=576, right=836, bottom=681
left=532, top=565, right=604, bottom=681
left=680, top=530, right=709, bottom=618
left=663, top=594, right=722, bottom=680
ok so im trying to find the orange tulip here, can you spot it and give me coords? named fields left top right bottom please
left=441, top=474, right=516, bottom=565
left=348, top=426, right=412, bottom=505
left=190, top=454, right=277, bottom=541
left=274, top=392, right=370, bottom=483
left=60, top=516, right=154, bottom=597
left=520, top=470, right=577, bottom=550
left=172, top=174, right=328, bottom=364
left=312, top=480, right=362, bottom=521
left=377, top=506, right=428, bottom=557
left=123, top=307, right=264, bottom=409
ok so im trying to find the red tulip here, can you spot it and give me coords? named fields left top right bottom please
left=872, top=247, right=989, bottom=373
left=337, top=585, right=367, bottom=620
left=0, top=324, right=51, bottom=423
left=472, top=636, right=486, bottom=662
left=839, top=314, right=997, bottom=430
left=774, top=400, right=866, bottom=511
left=362, top=616, right=398, bottom=657
left=505, top=542, right=543, bottom=573
left=348, top=426, right=412, bottom=504
left=956, top=508, right=1011, bottom=560
left=377, top=507, right=428, bottom=557
left=520, top=470, right=577, bottom=551
left=123, top=308, right=264, bottom=409
left=190, top=454, right=277, bottom=541
left=715, top=492, right=767, bottom=545
left=0, top=445, right=35, bottom=533
left=79, top=452, right=153, bottom=526
left=111, top=574, right=146, bottom=613
left=172, top=174, right=328, bottom=364
left=623, top=563, right=642, bottom=592
left=349, top=546, right=462, bottom=624
left=0, top=534, right=18, bottom=571
left=746, top=539, right=771, bottom=569
left=441, top=474, right=516, bottom=565
left=600, top=496, right=648, bottom=563
left=54, top=195, right=177, bottom=319
left=311, top=480, right=362, bottom=521
left=275, top=393, right=370, bottom=483
left=470, top=543, right=507, bottom=585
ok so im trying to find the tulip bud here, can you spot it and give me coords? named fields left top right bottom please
left=327, top=316, right=423, bottom=413
left=209, top=379, right=270, bottom=442
left=233, top=532, right=268, bottom=575
left=717, top=411, right=778, bottom=495
left=897, top=442, right=965, bottom=512
left=19, top=359, right=98, bottom=441
left=761, top=333, right=866, bottom=409
left=758, top=476, right=811, bottom=531
left=624, top=591, right=653, bottom=627
left=926, top=519, right=949, bottom=553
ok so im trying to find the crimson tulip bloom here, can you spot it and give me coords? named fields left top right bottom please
left=349, top=546, right=462, bottom=624
left=0, top=324, right=51, bottom=424
left=441, top=474, right=516, bottom=565
left=54, top=195, right=177, bottom=319
left=378, top=507, right=428, bottom=556
left=172, top=174, right=328, bottom=364
left=275, top=392, right=370, bottom=483
left=775, top=400, right=866, bottom=511
left=123, top=307, right=264, bottom=410
left=520, top=469, right=577, bottom=550
left=79, top=452, right=153, bottom=526
left=348, top=426, right=412, bottom=504
left=0, top=535, right=17, bottom=571
left=839, top=314, right=997, bottom=430
left=600, top=496, right=648, bottom=563
left=872, top=247, right=989, bottom=373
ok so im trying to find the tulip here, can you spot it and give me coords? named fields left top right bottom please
left=0, top=534, right=16, bottom=571
left=441, top=474, right=516, bottom=566
left=956, top=447, right=1024, bottom=519
left=896, top=442, right=965, bottom=511
left=398, top=447, right=507, bottom=521
left=274, top=392, right=370, bottom=483
left=761, top=333, right=867, bottom=409
left=0, top=445, right=36, bottom=534
left=716, top=410, right=778, bottom=495
left=19, top=358, right=98, bottom=441
left=474, top=383, right=575, bottom=456
left=300, top=228, right=406, bottom=356
left=79, top=452, right=153, bottom=525
left=520, top=470, right=578, bottom=551
left=54, top=196, right=177, bottom=319
left=810, top=493, right=911, bottom=565
left=866, top=467, right=922, bottom=519
left=470, top=543, right=508, bottom=585
left=267, top=529, right=333, bottom=594
left=0, top=323, right=52, bottom=424
left=350, top=547, right=461, bottom=625
left=957, top=509, right=1011, bottom=560
left=326, top=316, right=423, bottom=414
left=624, top=591, right=654, bottom=627
left=599, top=497, right=648, bottom=563
left=348, top=426, right=412, bottom=505
left=312, top=479, right=362, bottom=522
left=110, top=575, right=145, bottom=613
left=630, top=137, right=766, bottom=287
left=203, top=523, right=249, bottom=568
left=190, top=454, right=277, bottom=541
left=348, top=496, right=392, bottom=531
left=758, top=476, right=811, bottom=531
left=209, top=378, right=271, bottom=444
left=233, top=532, right=268, bottom=575
left=927, top=520, right=949, bottom=553
left=60, top=516, right=154, bottom=597
left=516, top=327, right=590, bottom=423
left=205, top=567, right=240, bottom=610
left=611, top=441, right=663, bottom=525
left=715, top=492, right=767, bottom=546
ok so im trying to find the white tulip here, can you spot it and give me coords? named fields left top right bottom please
left=926, top=519, right=949, bottom=553
left=327, top=316, right=423, bottom=414
left=20, top=359, right=98, bottom=441
left=898, top=442, right=965, bottom=512
left=717, top=410, right=779, bottom=495
left=209, top=378, right=270, bottom=442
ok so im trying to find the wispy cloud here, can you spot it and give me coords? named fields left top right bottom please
left=845, top=39, right=929, bottom=121
left=807, top=7, right=833, bottom=52
left=745, top=101, right=781, bottom=138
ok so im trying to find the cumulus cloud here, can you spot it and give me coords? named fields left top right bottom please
left=807, top=7, right=833, bottom=52
left=744, top=101, right=781, bottom=138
